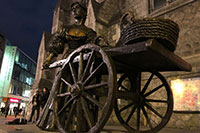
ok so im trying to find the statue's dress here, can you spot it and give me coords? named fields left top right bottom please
left=37, top=24, right=96, bottom=130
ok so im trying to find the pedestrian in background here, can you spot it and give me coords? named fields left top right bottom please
left=0, top=107, right=5, bottom=115
left=41, top=87, right=50, bottom=109
left=13, top=107, right=17, bottom=117
left=5, top=104, right=10, bottom=118
left=29, top=90, right=41, bottom=122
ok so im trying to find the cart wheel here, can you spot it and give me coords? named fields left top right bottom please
left=54, top=44, right=116, bottom=133
left=114, top=72, right=173, bottom=133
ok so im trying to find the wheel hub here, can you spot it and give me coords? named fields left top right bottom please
left=135, top=94, right=145, bottom=106
left=71, top=83, right=83, bottom=98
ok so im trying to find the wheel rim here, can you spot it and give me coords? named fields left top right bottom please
left=54, top=44, right=116, bottom=133
left=114, top=72, right=173, bottom=133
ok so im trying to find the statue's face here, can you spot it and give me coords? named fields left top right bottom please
left=72, top=3, right=85, bottom=19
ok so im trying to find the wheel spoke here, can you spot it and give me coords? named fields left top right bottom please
left=61, top=78, right=73, bottom=88
left=83, top=92, right=103, bottom=109
left=144, top=103, right=163, bottom=118
left=83, top=62, right=104, bottom=85
left=141, top=106, right=153, bottom=129
left=81, top=97, right=94, bottom=128
left=89, top=57, right=95, bottom=74
left=85, top=82, right=108, bottom=90
left=120, top=84, right=129, bottom=91
left=144, top=84, right=164, bottom=97
left=69, top=62, right=77, bottom=83
left=136, top=106, right=141, bottom=130
left=119, top=102, right=134, bottom=113
left=78, top=52, right=83, bottom=81
left=145, top=99, right=167, bottom=103
left=114, top=72, right=173, bottom=133
left=64, top=100, right=76, bottom=130
left=58, top=97, right=74, bottom=115
left=76, top=99, right=82, bottom=132
left=57, top=92, right=71, bottom=97
left=126, top=104, right=137, bottom=123
left=81, top=50, right=95, bottom=82
left=141, top=74, right=154, bottom=94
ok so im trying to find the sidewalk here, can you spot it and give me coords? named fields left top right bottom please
left=0, top=116, right=199, bottom=133
left=0, top=115, right=46, bottom=133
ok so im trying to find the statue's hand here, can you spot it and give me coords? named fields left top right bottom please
left=42, top=53, right=54, bottom=70
left=42, top=60, right=50, bottom=69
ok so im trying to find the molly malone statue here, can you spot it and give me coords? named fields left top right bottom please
left=43, top=2, right=97, bottom=69
left=37, top=1, right=97, bottom=130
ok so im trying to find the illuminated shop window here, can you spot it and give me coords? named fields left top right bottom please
left=15, top=50, right=19, bottom=63
left=171, top=78, right=200, bottom=111
left=15, top=49, right=36, bottom=75
left=22, top=84, right=31, bottom=97
left=23, top=89, right=30, bottom=97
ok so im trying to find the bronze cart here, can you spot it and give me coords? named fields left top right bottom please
left=43, top=39, right=191, bottom=133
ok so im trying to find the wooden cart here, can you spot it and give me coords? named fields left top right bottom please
left=43, top=39, right=191, bottom=133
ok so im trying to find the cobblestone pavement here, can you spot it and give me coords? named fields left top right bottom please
left=0, top=115, right=199, bottom=133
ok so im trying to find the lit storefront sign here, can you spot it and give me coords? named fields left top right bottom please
left=0, top=46, right=16, bottom=97
left=171, top=78, right=200, bottom=111
left=9, top=98, right=19, bottom=103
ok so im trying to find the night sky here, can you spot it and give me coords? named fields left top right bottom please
left=0, top=0, right=58, bottom=62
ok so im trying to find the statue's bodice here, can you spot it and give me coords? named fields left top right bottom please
left=63, top=24, right=96, bottom=49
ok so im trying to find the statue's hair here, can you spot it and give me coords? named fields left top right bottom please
left=71, top=2, right=87, bottom=12
left=71, top=2, right=87, bottom=21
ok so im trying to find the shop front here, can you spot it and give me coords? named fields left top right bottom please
left=0, top=95, right=29, bottom=115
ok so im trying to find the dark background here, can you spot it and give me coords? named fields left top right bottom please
left=0, top=0, right=58, bottom=62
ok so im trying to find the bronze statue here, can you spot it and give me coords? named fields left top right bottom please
left=38, top=2, right=97, bottom=130
left=37, top=2, right=190, bottom=132
left=43, top=2, right=97, bottom=69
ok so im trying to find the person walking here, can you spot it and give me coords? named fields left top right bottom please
left=29, top=90, right=41, bottom=122
left=13, top=107, right=18, bottom=117
left=0, top=107, right=5, bottom=115
left=5, top=104, right=10, bottom=118
left=41, top=87, right=50, bottom=109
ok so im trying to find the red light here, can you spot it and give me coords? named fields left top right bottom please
left=9, top=98, right=19, bottom=103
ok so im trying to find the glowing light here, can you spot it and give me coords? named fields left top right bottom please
left=9, top=98, right=19, bottom=103
left=171, top=79, right=184, bottom=97
left=171, top=78, right=200, bottom=111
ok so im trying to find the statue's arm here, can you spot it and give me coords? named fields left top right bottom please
left=43, top=28, right=67, bottom=69
left=49, top=28, right=67, bottom=56
left=85, top=29, right=97, bottom=44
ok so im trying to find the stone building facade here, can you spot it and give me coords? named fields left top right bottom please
left=86, top=0, right=200, bottom=130
left=31, top=0, right=200, bottom=130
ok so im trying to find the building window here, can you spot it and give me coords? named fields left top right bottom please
left=149, top=0, right=176, bottom=13
left=154, top=0, right=166, bottom=9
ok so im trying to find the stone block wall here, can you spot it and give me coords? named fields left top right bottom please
left=107, top=24, right=120, bottom=47
left=97, top=0, right=200, bottom=130
left=95, top=22, right=108, bottom=38
left=164, top=1, right=200, bottom=57
left=152, top=0, right=200, bottom=129
left=140, top=0, right=200, bottom=130
left=123, top=0, right=148, bottom=19
left=98, top=0, right=119, bottom=24
left=167, top=113, right=200, bottom=130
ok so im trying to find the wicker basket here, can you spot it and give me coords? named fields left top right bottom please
left=117, top=18, right=179, bottom=52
